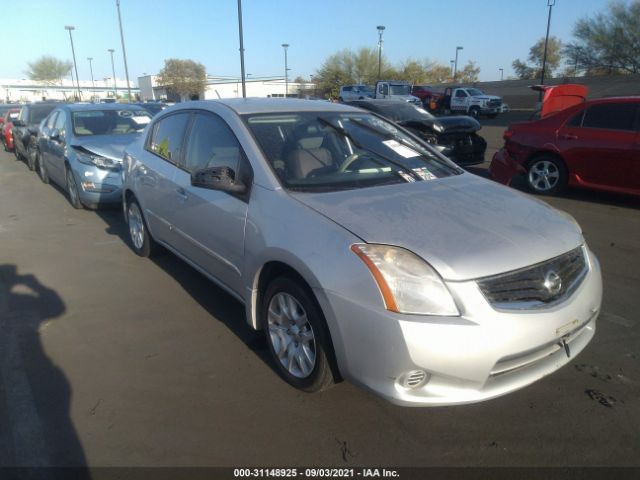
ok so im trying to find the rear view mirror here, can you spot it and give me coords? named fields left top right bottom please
left=191, top=166, right=246, bottom=194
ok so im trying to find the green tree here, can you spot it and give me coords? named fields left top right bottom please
left=512, top=36, right=563, bottom=79
left=456, top=61, right=481, bottom=83
left=564, top=0, right=640, bottom=75
left=157, top=58, right=207, bottom=101
left=25, top=56, right=72, bottom=86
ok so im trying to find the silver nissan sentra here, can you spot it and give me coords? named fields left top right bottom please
left=122, top=99, right=601, bottom=406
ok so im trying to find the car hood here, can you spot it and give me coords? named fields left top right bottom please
left=71, top=134, right=142, bottom=162
left=475, top=95, right=501, bottom=101
left=427, top=116, right=481, bottom=133
left=290, top=174, right=583, bottom=281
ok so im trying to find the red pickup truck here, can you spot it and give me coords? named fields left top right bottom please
left=410, top=85, right=443, bottom=111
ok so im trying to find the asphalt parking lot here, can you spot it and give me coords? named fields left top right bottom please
left=1, top=111, right=639, bottom=469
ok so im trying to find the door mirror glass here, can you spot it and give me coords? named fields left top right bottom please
left=49, top=128, right=61, bottom=141
left=191, top=166, right=246, bottom=193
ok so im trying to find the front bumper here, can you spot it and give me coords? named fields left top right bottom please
left=318, top=248, right=602, bottom=406
left=71, top=163, right=123, bottom=206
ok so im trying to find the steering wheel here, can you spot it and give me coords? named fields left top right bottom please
left=338, top=152, right=362, bottom=172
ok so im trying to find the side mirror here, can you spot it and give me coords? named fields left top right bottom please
left=191, top=166, right=246, bottom=194
left=49, top=128, right=62, bottom=142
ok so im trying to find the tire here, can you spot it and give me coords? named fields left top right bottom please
left=526, top=155, right=567, bottom=196
left=262, top=275, right=334, bottom=392
left=487, top=113, right=498, bottom=119
left=26, top=144, right=37, bottom=171
left=469, top=107, right=481, bottom=119
left=338, top=97, right=344, bottom=103
left=66, top=167, right=83, bottom=209
left=37, top=153, right=49, bottom=184
left=126, top=197, right=160, bottom=257
left=14, top=145, right=22, bottom=160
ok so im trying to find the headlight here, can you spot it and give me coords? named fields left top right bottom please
left=351, top=244, right=460, bottom=316
left=77, top=152, right=120, bottom=170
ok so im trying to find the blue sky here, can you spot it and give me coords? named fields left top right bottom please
left=4, top=0, right=609, bottom=83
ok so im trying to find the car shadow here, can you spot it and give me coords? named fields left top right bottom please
left=0, top=265, right=89, bottom=476
left=94, top=208, right=275, bottom=370
left=468, top=169, right=640, bottom=210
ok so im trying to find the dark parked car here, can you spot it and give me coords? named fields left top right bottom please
left=490, top=84, right=640, bottom=197
left=132, top=102, right=168, bottom=116
left=13, top=102, right=58, bottom=170
left=348, top=99, right=487, bottom=166
left=36, top=103, right=152, bottom=208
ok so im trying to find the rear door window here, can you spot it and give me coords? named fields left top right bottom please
left=581, top=103, right=637, bottom=131
left=148, top=113, right=191, bottom=164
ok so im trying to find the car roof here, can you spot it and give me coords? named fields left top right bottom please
left=177, top=98, right=360, bottom=115
left=57, top=103, right=151, bottom=112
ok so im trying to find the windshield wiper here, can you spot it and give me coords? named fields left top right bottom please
left=317, top=117, right=422, bottom=182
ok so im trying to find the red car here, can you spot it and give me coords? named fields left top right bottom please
left=490, top=84, right=640, bottom=197
left=1, top=108, right=21, bottom=152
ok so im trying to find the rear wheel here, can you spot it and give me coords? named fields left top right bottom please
left=262, top=276, right=334, bottom=392
left=126, top=198, right=160, bottom=257
left=526, top=156, right=567, bottom=196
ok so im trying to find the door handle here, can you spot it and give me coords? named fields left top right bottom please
left=176, top=187, right=188, bottom=201
left=561, top=134, right=578, bottom=140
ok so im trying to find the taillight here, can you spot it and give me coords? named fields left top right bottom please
left=503, top=129, right=514, bottom=141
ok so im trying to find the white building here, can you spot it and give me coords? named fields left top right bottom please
left=0, top=77, right=139, bottom=103
left=138, top=74, right=315, bottom=102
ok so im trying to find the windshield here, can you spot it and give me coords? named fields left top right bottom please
left=72, top=109, right=151, bottom=136
left=466, top=88, right=485, bottom=97
left=244, top=111, right=459, bottom=192
left=29, top=105, right=56, bottom=124
left=389, top=84, right=411, bottom=96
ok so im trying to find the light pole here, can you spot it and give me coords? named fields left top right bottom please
left=499, top=68, right=504, bottom=81
left=237, top=0, right=246, bottom=98
left=450, top=60, right=455, bottom=78
left=64, top=26, right=81, bottom=100
left=87, top=57, right=95, bottom=94
left=540, top=0, right=556, bottom=87
left=377, top=25, right=385, bottom=79
left=115, top=0, right=132, bottom=100
left=282, top=44, right=289, bottom=98
left=108, top=49, right=117, bottom=99
left=453, top=46, right=463, bottom=82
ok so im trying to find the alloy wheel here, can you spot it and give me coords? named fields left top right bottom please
left=267, top=292, right=317, bottom=379
left=127, top=202, right=145, bottom=251
left=528, top=160, right=560, bottom=192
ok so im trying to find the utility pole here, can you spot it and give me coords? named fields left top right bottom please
left=65, top=26, right=81, bottom=100
left=377, top=25, right=386, bottom=79
left=282, top=44, right=289, bottom=97
left=108, top=49, right=117, bottom=99
left=115, top=0, right=133, bottom=100
left=539, top=0, right=556, bottom=101
left=453, top=46, right=463, bottom=82
left=237, top=0, right=246, bottom=98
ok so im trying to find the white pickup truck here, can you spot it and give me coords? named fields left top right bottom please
left=438, top=87, right=503, bottom=118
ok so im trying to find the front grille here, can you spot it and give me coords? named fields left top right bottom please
left=488, top=99, right=502, bottom=108
left=477, top=246, right=588, bottom=310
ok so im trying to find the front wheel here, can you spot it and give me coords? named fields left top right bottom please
left=66, top=168, right=83, bottom=209
left=487, top=113, right=498, bottom=119
left=262, top=276, right=334, bottom=392
left=469, top=107, right=481, bottom=119
left=37, top=153, right=49, bottom=184
left=526, top=156, right=567, bottom=196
